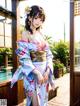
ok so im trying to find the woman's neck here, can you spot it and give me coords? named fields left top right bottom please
left=30, top=25, right=37, bottom=35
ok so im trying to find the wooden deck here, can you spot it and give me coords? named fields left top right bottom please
left=48, top=73, right=70, bottom=106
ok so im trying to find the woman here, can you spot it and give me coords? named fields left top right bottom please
left=11, top=5, right=55, bottom=106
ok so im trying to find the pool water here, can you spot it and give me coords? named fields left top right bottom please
left=0, top=71, right=12, bottom=82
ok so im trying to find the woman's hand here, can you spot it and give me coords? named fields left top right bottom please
left=33, top=69, right=44, bottom=84
left=43, top=67, right=50, bottom=83
left=51, top=84, right=56, bottom=91
left=37, top=72, right=44, bottom=84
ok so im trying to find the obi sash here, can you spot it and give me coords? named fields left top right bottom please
left=30, top=51, right=46, bottom=62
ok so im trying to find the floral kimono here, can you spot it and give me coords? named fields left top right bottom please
left=11, top=31, right=54, bottom=106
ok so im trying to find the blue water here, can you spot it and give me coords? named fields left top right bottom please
left=0, top=71, right=12, bottom=82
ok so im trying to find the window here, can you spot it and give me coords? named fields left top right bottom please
left=0, top=0, right=12, bottom=11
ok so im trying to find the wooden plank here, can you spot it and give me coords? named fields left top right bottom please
left=0, top=6, right=15, bottom=19
left=0, top=80, right=24, bottom=106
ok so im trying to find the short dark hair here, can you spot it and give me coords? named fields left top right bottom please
left=25, top=5, right=45, bottom=34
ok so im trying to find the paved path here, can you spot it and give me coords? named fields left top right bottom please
left=48, top=73, right=70, bottom=106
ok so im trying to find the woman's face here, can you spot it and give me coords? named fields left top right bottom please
left=31, top=16, right=43, bottom=29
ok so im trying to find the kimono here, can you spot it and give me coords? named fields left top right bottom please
left=11, top=31, right=54, bottom=106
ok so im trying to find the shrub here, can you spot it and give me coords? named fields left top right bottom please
left=53, top=59, right=64, bottom=70
left=0, top=48, right=12, bottom=66
left=51, top=41, right=69, bottom=66
left=53, top=59, right=65, bottom=78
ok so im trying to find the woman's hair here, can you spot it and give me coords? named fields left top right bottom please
left=25, top=5, right=45, bottom=34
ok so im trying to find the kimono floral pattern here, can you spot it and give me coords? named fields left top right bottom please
left=11, top=33, right=54, bottom=106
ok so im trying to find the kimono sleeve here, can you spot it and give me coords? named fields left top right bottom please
left=11, top=41, right=37, bottom=88
left=15, top=41, right=36, bottom=76
left=46, top=46, right=53, bottom=75
left=46, top=44, right=54, bottom=86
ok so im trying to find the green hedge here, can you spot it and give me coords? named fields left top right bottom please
left=0, top=48, right=12, bottom=66
left=0, top=48, right=12, bottom=55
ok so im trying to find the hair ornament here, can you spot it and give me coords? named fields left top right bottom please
left=25, top=6, right=31, bottom=14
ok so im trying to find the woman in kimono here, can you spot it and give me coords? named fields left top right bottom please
left=11, top=5, right=55, bottom=106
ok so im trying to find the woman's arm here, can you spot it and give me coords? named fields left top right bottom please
left=18, top=31, right=44, bottom=84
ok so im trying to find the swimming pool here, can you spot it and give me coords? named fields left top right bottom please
left=0, top=71, right=12, bottom=82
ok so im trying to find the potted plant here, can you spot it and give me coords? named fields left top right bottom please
left=51, top=40, right=69, bottom=67
left=53, top=59, right=64, bottom=78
